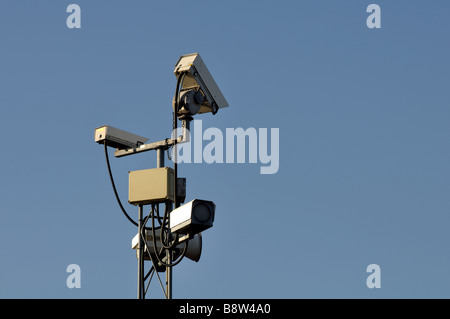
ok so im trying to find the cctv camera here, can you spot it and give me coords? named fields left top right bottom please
left=174, top=53, right=228, bottom=116
left=131, top=231, right=203, bottom=272
left=170, top=199, right=215, bottom=235
left=95, top=125, right=149, bottom=150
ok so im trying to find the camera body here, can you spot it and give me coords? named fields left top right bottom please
left=170, top=199, right=216, bottom=235
left=95, top=125, right=149, bottom=150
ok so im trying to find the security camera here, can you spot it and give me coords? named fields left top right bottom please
left=132, top=231, right=203, bottom=272
left=173, top=53, right=228, bottom=116
left=170, top=199, right=215, bottom=235
left=94, top=125, right=149, bottom=150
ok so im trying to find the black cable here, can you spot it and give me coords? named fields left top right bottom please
left=153, top=72, right=185, bottom=252
left=155, top=204, right=164, bottom=226
left=104, top=142, right=162, bottom=231
left=142, top=206, right=162, bottom=232
left=173, top=72, right=186, bottom=212
left=149, top=203, right=188, bottom=268
left=139, top=204, right=187, bottom=269
left=160, top=202, right=178, bottom=250
left=104, top=141, right=139, bottom=227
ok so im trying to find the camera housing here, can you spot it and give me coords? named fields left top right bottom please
left=174, top=53, right=228, bottom=116
left=170, top=199, right=215, bottom=235
left=95, top=125, right=149, bottom=150
left=131, top=231, right=203, bottom=272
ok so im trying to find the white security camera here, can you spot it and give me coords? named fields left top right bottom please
left=170, top=199, right=215, bottom=235
left=173, top=53, right=228, bottom=116
left=94, top=125, right=149, bottom=150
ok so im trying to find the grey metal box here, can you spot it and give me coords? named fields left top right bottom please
left=129, top=167, right=174, bottom=205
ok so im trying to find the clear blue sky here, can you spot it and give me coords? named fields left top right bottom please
left=1, top=0, right=449, bottom=298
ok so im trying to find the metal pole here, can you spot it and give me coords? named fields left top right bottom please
left=172, top=112, right=178, bottom=301
left=138, top=204, right=144, bottom=299
left=166, top=201, right=173, bottom=299
left=166, top=249, right=172, bottom=299
left=171, top=116, right=188, bottom=295
left=157, top=148, right=165, bottom=168
left=157, top=148, right=172, bottom=299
